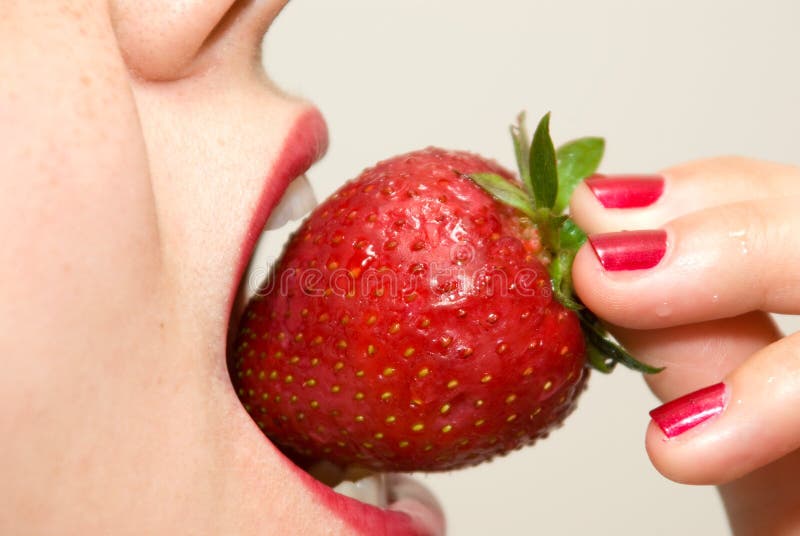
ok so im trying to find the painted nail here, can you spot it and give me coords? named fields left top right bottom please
left=649, top=382, right=727, bottom=438
left=588, top=230, right=667, bottom=271
left=586, top=174, right=665, bottom=209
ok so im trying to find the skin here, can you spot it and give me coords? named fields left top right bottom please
left=572, top=157, right=800, bottom=534
left=1, top=1, right=796, bottom=534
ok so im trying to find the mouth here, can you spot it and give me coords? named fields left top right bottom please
left=226, top=109, right=446, bottom=536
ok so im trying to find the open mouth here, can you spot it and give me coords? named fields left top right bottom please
left=225, top=110, right=445, bottom=536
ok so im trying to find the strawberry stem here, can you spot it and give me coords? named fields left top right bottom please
left=467, top=112, right=662, bottom=375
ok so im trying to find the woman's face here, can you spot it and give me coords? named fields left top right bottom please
left=1, top=1, right=440, bottom=533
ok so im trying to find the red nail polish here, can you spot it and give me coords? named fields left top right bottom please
left=649, top=382, right=727, bottom=438
left=588, top=230, right=667, bottom=271
left=586, top=174, right=665, bottom=208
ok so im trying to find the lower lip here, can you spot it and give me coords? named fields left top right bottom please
left=287, top=466, right=441, bottom=536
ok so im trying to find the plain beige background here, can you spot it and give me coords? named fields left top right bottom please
left=262, top=1, right=800, bottom=534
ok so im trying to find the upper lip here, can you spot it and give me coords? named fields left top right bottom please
left=231, top=106, right=330, bottom=295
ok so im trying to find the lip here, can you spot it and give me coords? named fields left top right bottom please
left=225, top=107, right=443, bottom=535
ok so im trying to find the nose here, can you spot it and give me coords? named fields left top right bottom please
left=113, top=0, right=289, bottom=81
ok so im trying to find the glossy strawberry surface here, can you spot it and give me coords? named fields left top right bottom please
left=231, top=148, right=588, bottom=471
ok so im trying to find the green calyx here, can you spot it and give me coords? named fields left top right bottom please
left=466, top=112, right=661, bottom=375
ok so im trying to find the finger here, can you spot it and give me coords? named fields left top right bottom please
left=610, top=312, right=781, bottom=402
left=573, top=195, right=800, bottom=330
left=644, top=331, right=800, bottom=485
left=570, top=157, right=800, bottom=234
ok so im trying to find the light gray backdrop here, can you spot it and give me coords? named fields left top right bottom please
left=263, top=1, right=800, bottom=534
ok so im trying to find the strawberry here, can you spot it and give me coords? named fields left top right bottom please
left=230, top=113, right=657, bottom=472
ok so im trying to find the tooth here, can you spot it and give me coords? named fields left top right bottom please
left=264, top=174, right=317, bottom=230
left=333, top=473, right=389, bottom=508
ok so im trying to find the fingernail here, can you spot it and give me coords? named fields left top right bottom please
left=586, top=174, right=665, bottom=209
left=649, top=382, right=727, bottom=438
left=588, top=230, right=667, bottom=271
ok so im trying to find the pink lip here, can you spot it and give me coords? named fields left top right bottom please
left=227, top=108, right=443, bottom=535
left=232, top=108, right=330, bottom=290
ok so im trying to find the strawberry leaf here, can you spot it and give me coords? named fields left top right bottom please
left=579, top=310, right=664, bottom=374
left=530, top=113, right=558, bottom=210
left=466, top=172, right=537, bottom=220
left=559, top=219, right=587, bottom=251
left=554, top=137, right=605, bottom=213
left=548, top=249, right=583, bottom=310
left=511, top=112, right=533, bottom=198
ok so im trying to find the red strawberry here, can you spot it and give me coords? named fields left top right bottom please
left=230, top=113, right=656, bottom=472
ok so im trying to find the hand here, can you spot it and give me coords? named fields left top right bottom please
left=570, top=157, right=800, bottom=534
